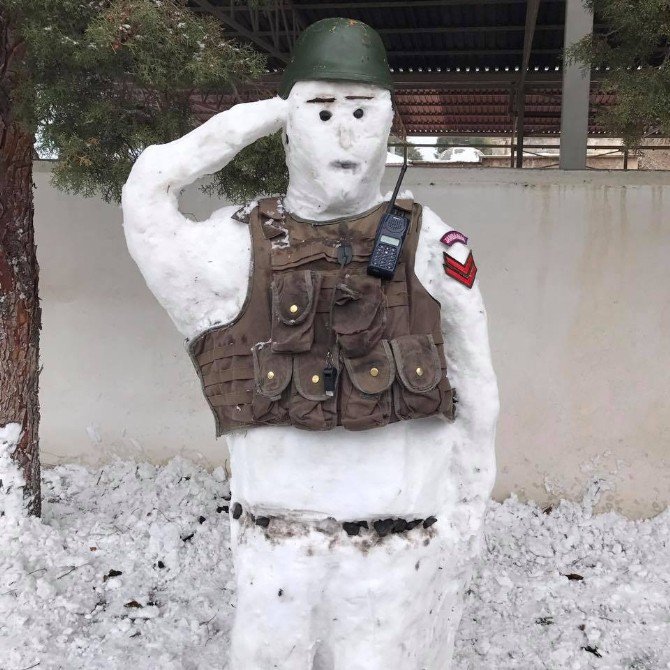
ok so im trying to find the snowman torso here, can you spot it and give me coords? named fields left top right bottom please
left=188, top=196, right=456, bottom=441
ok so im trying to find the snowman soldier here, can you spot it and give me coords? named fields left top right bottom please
left=122, top=18, right=499, bottom=670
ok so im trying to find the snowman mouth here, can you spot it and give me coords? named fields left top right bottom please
left=331, top=161, right=359, bottom=171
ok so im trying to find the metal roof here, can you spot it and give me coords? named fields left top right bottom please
left=189, top=0, right=616, bottom=136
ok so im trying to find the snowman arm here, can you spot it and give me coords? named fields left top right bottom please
left=121, top=97, right=287, bottom=340
left=414, top=206, right=500, bottom=443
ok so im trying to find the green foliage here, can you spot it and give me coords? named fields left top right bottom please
left=202, top=131, right=288, bottom=203
left=567, top=0, right=670, bottom=147
left=5, top=0, right=272, bottom=202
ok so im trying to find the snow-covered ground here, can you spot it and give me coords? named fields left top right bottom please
left=1, top=455, right=668, bottom=670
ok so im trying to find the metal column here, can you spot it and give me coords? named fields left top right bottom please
left=559, top=0, right=594, bottom=169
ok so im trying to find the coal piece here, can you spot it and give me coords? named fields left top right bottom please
left=255, top=516, right=270, bottom=528
left=216, top=505, right=229, bottom=514
left=373, top=518, right=395, bottom=537
left=423, top=516, right=437, bottom=529
left=343, top=522, right=361, bottom=537
left=392, top=518, right=408, bottom=533
left=232, top=503, right=243, bottom=520
left=406, top=519, right=423, bottom=530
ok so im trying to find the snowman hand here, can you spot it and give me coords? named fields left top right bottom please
left=213, top=95, right=288, bottom=141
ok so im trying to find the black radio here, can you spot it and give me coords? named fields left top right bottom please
left=367, top=151, right=410, bottom=280
left=367, top=211, right=410, bottom=279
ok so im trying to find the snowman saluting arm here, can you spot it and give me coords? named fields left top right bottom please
left=122, top=96, right=287, bottom=339
left=123, top=18, right=498, bottom=670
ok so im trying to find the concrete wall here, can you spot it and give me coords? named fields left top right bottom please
left=34, top=163, right=670, bottom=517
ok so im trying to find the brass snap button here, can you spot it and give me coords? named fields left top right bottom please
left=290, top=304, right=299, bottom=314
left=370, top=367, right=379, bottom=377
left=267, top=370, right=275, bottom=380
left=311, top=374, right=320, bottom=384
left=416, top=367, right=424, bottom=377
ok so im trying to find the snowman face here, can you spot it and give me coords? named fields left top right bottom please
left=284, top=80, right=394, bottom=218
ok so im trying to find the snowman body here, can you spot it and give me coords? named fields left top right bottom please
left=122, top=82, right=498, bottom=669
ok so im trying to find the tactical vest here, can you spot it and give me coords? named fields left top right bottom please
left=188, top=197, right=455, bottom=436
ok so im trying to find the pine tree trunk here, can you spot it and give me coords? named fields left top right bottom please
left=0, top=8, right=41, bottom=515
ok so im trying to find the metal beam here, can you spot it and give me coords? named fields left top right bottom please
left=280, top=0, right=565, bottom=8
left=255, top=71, right=575, bottom=90
left=190, top=0, right=290, bottom=63
left=516, top=0, right=541, bottom=168
left=249, top=24, right=571, bottom=37
left=559, top=0, right=594, bottom=169
left=397, top=110, right=561, bottom=118
left=390, top=48, right=560, bottom=57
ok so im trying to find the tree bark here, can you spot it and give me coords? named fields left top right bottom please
left=0, top=8, right=41, bottom=515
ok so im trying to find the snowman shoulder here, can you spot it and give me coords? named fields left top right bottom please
left=415, top=205, right=477, bottom=292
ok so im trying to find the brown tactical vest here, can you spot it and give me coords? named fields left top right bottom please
left=188, top=197, right=455, bottom=436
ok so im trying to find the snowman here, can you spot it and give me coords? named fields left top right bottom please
left=122, top=18, right=498, bottom=670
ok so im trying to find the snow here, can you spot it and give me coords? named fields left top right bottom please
left=386, top=150, right=405, bottom=164
left=2, top=457, right=668, bottom=669
left=122, top=98, right=287, bottom=339
left=283, top=81, right=393, bottom=221
left=122, top=82, right=497, bottom=665
left=437, top=147, right=483, bottom=163
left=1, top=423, right=26, bottom=521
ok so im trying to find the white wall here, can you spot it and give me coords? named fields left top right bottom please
left=34, top=163, right=670, bottom=517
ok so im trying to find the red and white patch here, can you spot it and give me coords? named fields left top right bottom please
left=440, top=230, right=468, bottom=247
left=443, top=250, right=477, bottom=289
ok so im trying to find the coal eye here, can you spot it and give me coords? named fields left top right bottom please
left=319, top=110, right=332, bottom=121
left=353, top=108, right=364, bottom=119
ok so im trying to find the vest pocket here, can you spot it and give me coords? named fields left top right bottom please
left=390, top=334, right=453, bottom=420
left=251, top=343, right=292, bottom=424
left=331, top=274, right=386, bottom=357
left=340, top=340, right=395, bottom=430
left=271, top=270, right=322, bottom=353
left=289, top=343, right=338, bottom=430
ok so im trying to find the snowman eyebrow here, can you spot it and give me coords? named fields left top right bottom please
left=345, top=96, right=374, bottom=100
left=307, top=97, right=336, bottom=103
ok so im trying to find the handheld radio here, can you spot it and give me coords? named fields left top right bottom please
left=367, top=151, right=410, bottom=280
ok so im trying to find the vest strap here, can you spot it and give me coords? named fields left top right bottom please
left=197, top=343, right=253, bottom=366
left=271, top=240, right=374, bottom=269
left=203, top=367, right=255, bottom=388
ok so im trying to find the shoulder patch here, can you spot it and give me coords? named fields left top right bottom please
left=440, top=230, right=468, bottom=247
left=443, top=250, right=477, bottom=289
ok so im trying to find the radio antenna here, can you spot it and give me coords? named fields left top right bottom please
left=386, top=146, right=409, bottom=216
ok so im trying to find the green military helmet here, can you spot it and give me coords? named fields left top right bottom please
left=279, top=18, right=393, bottom=99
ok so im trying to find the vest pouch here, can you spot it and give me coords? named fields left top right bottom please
left=340, top=340, right=395, bottom=430
left=289, top=342, right=338, bottom=430
left=251, top=343, right=292, bottom=424
left=390, top=334, right=452, bottom=420
left=331, top=274, right=386, bottom=357
left=271, top=270, right=323, bottom=353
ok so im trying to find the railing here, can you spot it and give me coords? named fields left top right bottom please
left=387, top=142, right=670, bottom=170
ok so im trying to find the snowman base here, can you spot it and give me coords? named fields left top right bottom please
left=228, top=506, right=477, bottom=670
